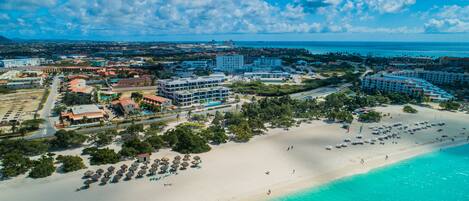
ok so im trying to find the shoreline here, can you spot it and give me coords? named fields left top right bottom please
left=1, top=105, right=468, bottom=201
left=241, top=137, right=469, bottom=201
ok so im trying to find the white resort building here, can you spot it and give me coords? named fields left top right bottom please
left=361, top=72, right=455, bottom=102
left=157, top=75, right=230, bottom=106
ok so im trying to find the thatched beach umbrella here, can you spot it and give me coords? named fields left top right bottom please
left=91, top=174, right=101, bottom=181
left=120, top=164, right=128, bottom=170
left=141, top=165, right=148, bottom=170
left=181, top=162, right=189, bottom=170
left=172, top=159, right=180, bottom=165
left=84, top=179, right=93, bottom=187
left=107, top=166, right=115, bottom=172
left=160, top=165, right=169, bottom=173
left=129, top=166, right=137, bottom=172
left=137, top=169, right=146, bottom=177
left=161, top=157, right=170, bottom=162
left=151, top=163, right=159, bottom=169
left=96, top=169, right=105, bottom=175
left=191, top=160, right=200, bottom=168
left=149, top=167, right=157, bottom=175
left=154, top=159, right=161, bottom=164
left=183, top=154, right=191, bottom=161
left=125, top=172, right=134, bottom=180
left=171, top=164, right=179, bottom=171
left=193, top=156, right=201, bottom=162
left=83, top=170, right=94, bottom=178
left=116, top=169, right=124, bottom=176
left=101, top=176, right=110, bottom=184
left=104, top=171, right=112, bottom=178
left=174, top=155, right=182, bottom=161
left=112, top=175, right=121, bottom=183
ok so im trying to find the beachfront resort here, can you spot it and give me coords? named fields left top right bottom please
left=0, top=36, right=469, bottom=201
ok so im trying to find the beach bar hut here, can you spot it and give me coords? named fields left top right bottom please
left=137, top=153, right=151, bottom=163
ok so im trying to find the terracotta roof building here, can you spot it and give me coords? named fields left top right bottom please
left=111, top=97, right=140, bottom=116
left=61, top=104, right=106, bottom=125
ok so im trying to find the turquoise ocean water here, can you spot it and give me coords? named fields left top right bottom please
left=236, top=41, right=469, bottom=58
left=273, top=144, right=469, bottom=201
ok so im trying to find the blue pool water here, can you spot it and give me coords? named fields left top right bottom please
left=205, top=101, right=222, bottom=107
left=274, top=144, right=469, bottom=201
left=141, top=110, right=154, bottom=115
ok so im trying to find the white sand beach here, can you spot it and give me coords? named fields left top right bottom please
left=1, top=105, right=468, bottom=201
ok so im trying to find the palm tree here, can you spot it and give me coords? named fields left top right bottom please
left=187, top=109, right=192, bottom=119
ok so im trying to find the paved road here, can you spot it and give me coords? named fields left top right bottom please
left=290, top=68, right=372, bottom=100
left=26, top=76, right=60, bottom=139
left=290, top=83, right=351, bottom=100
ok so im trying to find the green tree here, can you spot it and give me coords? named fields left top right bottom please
left=50, top=130, right=87, bottom=149
left=206, top=125, right=227, bottom=144
left=145, top=135, right=165, bottom=150
left=165, top=126, right=211, bottom=154
left=89, top=148, right=120, bottom=165
left=211, top=111, right=224, bottom=126
left=131, top=92, right=143, bottom=102
left=118, top=137, right=154, bottom=158
left=29, top=155, right=55, bottom=178
left=148, top=121, right=167, bottom=132
left=229, top=121, right=253, bottom=142
left=0, top=139, right=48, bottom=158
left=0, top=152, right=32, bottom=178
left=439, top=101, right=461, bottom=111
left=56, top=155, right=86, bottom=173
left=359, top=111, right=382, bottom=123
left=94, top=129, right=117, bottom=147
left=403, top=105, right=418, bottom=113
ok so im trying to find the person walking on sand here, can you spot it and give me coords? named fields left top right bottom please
left=385, top=155, right=389, bottom=160
left=360, top=158, right=365, bottom=165
left=292, top=169, right=295, bottom=174
left=267, top=189, right=272, bottom=196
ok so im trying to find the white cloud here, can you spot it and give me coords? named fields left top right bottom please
left=364, top=0, right=416, bottom=13
left=424, top=5, right=469, bottom=33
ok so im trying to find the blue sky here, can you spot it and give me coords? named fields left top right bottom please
left=0, top=0, right=468, bottom=42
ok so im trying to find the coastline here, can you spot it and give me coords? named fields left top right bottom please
left=1, top=105, right=468, bottom=201
left=241, top=137, right=469, bottom=201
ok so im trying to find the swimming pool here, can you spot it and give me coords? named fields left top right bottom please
left=205, top=101, right=222, bottom=107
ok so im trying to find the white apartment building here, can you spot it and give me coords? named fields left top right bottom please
left=0, top=70, right=44, bottom=89
left=361, top=73, right=454, bottom=102
left=157, top=75, right=229, bottom=106
left=392, top=68, right=468, bottom=86
left=0, top=58, right=44, bottom=68
left=216, top=55, right=244, bottom=73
